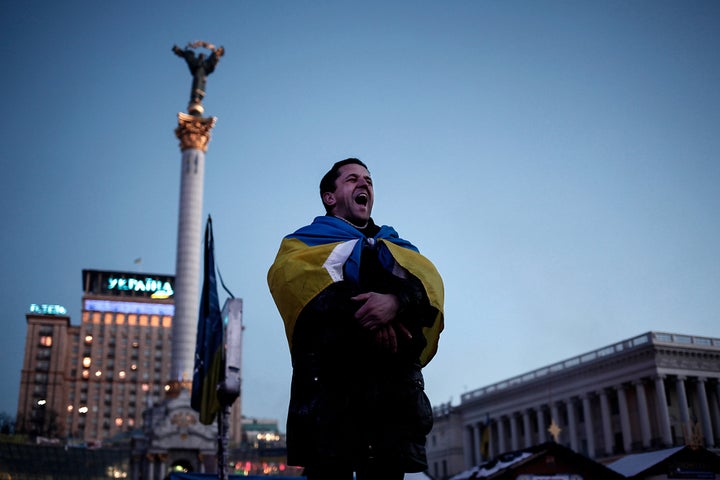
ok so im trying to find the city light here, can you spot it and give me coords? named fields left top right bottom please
left=84, top=299, right=174, bottom=316
left=106, top=466, right=128, bottom=479
left=82, top=357, right=92, bottom=368
left=37, top=399, right=46, bottom=406
left=256, top=432, right=280, bottom=442
left=29, top=304, right=67, bottom=315
left=78, top=406, right=88, bottom=414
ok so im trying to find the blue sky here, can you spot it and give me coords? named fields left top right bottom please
left=1, top=1, right=719, bottom=428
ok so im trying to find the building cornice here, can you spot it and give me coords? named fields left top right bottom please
left=460, top=332, right=720, bottom=407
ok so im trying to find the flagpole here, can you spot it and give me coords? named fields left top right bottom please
left=217, top=404, right=230, bottom=480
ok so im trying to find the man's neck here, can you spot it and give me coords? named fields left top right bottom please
left=332, top=215, right=369, bottom=230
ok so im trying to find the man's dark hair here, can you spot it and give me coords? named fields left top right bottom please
left=319, top=158, right=369, bottom=213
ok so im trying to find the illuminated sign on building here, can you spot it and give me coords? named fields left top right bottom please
left=29, top=304, right=68, bottom=316
left=83, top=269, right=175, bottom=300
left=107, top=276, right=174, bottom=299
left=83, top=300, right=175, bottom=316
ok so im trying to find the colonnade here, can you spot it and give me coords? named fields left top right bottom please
left=463, top=375, right=720, bottom=466
left=143, top=453, right=168, bottom=480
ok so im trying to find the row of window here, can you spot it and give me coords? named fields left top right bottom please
left=67, top=415, right=138, bottom=431
left=82, top=312, right=172, bottom=329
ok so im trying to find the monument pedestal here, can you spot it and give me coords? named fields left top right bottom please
left=133, top=389, right=217, bottom=478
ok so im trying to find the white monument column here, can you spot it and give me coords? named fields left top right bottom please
left=676, top=376, right=691, bottom=427
left=536, top=407, right=547, bottom=443
left=566, top=398, right=579, bottom=452
left=171, top=113, right=217, bottom=388
left=509, top=414, right=519, bottom=451
left=599, top=389, right=613, bottom=455
left=581, top=394, right=596, bottom=458
left=464, top=424, right=476, bottom=467
left=696, top=378, right=715, bottom=447
left=497, top=416, right=507, bottom=454
left=655, top=375, right=673, bottom=446
left=616, top=385, right=633, bottom=453
left=711, top=383, right=720, bottom=446
left=634, top=380, right=652, bottom=448
left=522, top=410, right=532, bottom=448
left=550, top=403, right=561, bottom=444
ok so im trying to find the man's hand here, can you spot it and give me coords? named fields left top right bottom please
left=372, top=325, right=398, bottom=352
left=351, top=292, right=399, bottom=330
left=353, top=292, right=413, bottom=353
left=370, top=323, right=413, bottom=353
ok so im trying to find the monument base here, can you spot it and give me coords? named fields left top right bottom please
left=132, top=389, right=217, bottom=479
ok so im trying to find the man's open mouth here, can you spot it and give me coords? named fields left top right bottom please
left=355, top=192, right=368, bottom=206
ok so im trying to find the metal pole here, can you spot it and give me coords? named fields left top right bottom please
left=217, top=404, right=230, bottom=480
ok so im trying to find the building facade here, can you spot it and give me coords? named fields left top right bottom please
left=18, top=268, right=244, bottom=448
left=430, top=332, right=720, bottom=478
left=17, top=303, right=74, bottom=439
left=17, top=269, right=176, bottom=443
left=428, top=402, right=465, bottom=480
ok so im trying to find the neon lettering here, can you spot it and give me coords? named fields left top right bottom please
left=107, top=276, right=174, bottom=297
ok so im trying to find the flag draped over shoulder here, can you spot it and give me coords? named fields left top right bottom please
left=191, top=216, right=224, bottom=425
left=267, top=215, right=444, bottom=366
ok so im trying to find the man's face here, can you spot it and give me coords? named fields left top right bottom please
left=323, top=163, right=374, bottom=226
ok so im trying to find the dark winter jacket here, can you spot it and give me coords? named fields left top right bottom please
left=286, top=221, right=437, bottom=472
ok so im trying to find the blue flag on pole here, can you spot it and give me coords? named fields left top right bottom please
left=191, top=216, right=224, bottom=425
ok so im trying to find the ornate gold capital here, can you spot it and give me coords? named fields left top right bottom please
left=175, top=112, right=217, bottom=152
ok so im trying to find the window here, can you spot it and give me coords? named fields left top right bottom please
left=39, top=335, right=53, bottom=347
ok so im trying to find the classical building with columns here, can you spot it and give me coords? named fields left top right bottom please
left=436, top=332, right=719, bottom=477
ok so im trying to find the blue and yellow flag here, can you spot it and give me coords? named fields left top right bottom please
left=191, top=216, right=224, bottom=425
left=267, top=216, right=444, bottom=366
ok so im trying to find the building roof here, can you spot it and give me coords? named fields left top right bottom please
left=606, top=446, right=684, bottom=477
left=449, top=442, right=623, bottom=480
left=450, top=452, right=533, bottom=479
left=607, top=445, right=720, bottom=478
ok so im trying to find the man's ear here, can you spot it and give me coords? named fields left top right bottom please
left=322, top=192, right=336, bottom=207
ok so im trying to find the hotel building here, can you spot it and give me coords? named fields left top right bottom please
left=18, top=269, right=175, bottom=443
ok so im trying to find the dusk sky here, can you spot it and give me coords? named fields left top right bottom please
left=1, top=1, right=719, bottom=428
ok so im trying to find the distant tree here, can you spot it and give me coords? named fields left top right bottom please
left=0, top=412, right=15, bottom=434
